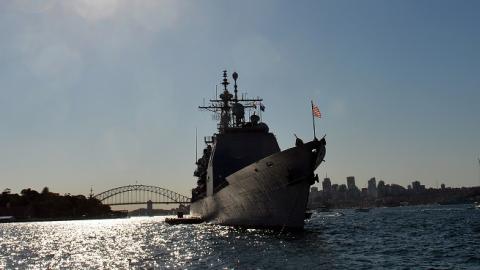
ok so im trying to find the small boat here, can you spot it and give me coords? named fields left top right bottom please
left=165, top=211, right=203, bottom=225
left=165, top=216, right=204, bottom=225
left=0, top=216, right=15, bottom=223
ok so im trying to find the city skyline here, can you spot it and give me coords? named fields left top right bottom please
left=1, top=0, right=479, bottom=197
left=315, top=175, right=430, bottom=191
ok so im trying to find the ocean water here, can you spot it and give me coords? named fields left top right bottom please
left=1, top=204, right=479, bottom=269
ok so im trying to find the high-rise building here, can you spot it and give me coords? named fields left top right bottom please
left=377, top=180, right=386, bottom=197
left=412, top=180, right=424, bottom=192
left=338, top=184, right=347, bottom=200
left=368, top=177, right=377, bottom=198
left=322, top=177, right=332, bottom=193
left=308, top=187, right=321, bottom=206
left=346, top=176, right=357, bottom=190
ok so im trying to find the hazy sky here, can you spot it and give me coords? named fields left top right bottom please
left=1, top=0, right=479, bottom=197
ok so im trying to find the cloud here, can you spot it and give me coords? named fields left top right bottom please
left=130, top=0, right=181, bottom=33
left=69, top=0, right=119, bottom=22
left=62, top=0, right=182, bottom=32
left=6, top=0, right=184, bottom=29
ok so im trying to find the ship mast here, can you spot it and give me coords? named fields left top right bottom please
left=199, top=70, right=263, bottom=133
left=219, top=70, right=233, bottom=131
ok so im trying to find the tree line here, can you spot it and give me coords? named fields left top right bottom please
left=0, top=187, right=112, bottom=220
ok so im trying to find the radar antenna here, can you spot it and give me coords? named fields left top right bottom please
left=198, top=70, right=263, bottom=133
left=233, top=71, right=239, bottom=102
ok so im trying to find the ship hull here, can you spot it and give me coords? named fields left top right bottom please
left=191, top=139, right=325, bottom=229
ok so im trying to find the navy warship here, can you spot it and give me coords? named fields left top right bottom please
left=190, top=71, right=326, bottom=229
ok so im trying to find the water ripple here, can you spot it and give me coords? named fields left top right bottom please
left=1, top=205, right=479, bottom=269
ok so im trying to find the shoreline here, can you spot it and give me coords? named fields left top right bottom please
left=0, top=215, right=129, bottom=224
left=309, top=201, right=476, bottom=211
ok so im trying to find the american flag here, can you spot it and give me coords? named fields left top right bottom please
left=312, top=103, right=321, bottom=118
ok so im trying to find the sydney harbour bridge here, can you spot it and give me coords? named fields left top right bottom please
left=93, top=185, right=190, bottom=207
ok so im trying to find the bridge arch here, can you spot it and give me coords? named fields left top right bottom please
left=94, top=185, right=191, bottom=206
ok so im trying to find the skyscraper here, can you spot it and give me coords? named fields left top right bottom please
left=412, top=180, right=425, bottom=192
left=346, top=176, right=357, bottom=190
left=368, top=177, right=377, bottom=198
left=322, top=177, right=332, bottom=193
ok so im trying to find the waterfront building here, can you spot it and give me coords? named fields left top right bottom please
left=368, top=177, right=378, bottom=198
left=346, top=176, right=360, bottom=200
left=338, top=184, right=347, bottom=200
left=322, top=177, right=332, bottom=195
left=412, top=181, right=426, bottom=193
left=390, top=184, right=407, bottom=196
left=412, top=180, right=421, bottom=191
left=308, top=187, right=322, bottom=205
left=147, top=200, right=153, bottom=216
left=377, top=180, right=386, bottom=197
left=347, top=176, right=357, bottom=190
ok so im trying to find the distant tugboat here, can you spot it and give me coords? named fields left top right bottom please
left=165, top=212, right=203, bottom=225
left=190, top=71, right=326, bottom=229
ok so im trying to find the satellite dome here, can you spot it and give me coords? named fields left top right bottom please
left=250, top=114, right=260, bottom=124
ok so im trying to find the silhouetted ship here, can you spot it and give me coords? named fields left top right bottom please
left=191, top=71, right=326, bottom=229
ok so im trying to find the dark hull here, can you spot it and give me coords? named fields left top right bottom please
left=191, top=139, right=325, bottom=229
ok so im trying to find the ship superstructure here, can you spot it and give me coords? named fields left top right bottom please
left=191, top=71, right=326, bottom=229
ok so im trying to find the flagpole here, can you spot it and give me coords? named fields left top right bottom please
left=478, top=156, right=480, bottom=187
left=311, top=100, right=316, bottom=139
